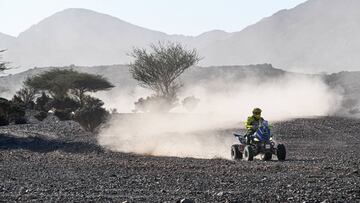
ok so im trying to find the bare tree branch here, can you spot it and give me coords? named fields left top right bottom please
left=129, top=42, right=201, bottom=103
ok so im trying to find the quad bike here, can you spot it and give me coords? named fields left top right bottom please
left=231, top=120, right=286, bottom=161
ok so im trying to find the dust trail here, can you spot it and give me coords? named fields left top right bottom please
left=98, top=74, right=342, bottom=159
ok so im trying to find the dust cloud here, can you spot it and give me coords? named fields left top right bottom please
left=98, top=74, right=342, bottom=159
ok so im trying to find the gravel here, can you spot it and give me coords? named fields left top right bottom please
left=0, top=116, right=359, bottom=202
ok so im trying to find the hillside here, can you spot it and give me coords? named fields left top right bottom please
left=1, top=9, right=231, bottom=72
left=1, top=116, right=359, bottom=202
left=6, top=8, right=169, bottom=70
left=202, top=0, right=360, bottom=72
left=0, top=32, right=15, bottom=50
left=0, top=64, right=288, bottom=97
left=0, top=64, right=359, bottom=117
left=1, top=0, right=360, bottom=72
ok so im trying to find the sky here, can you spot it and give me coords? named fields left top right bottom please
left=0, top=0, right=307, bottom=37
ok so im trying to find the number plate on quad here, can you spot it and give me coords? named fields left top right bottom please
left=265, top=144, right=271, bottom=149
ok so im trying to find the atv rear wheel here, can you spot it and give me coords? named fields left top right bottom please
left=262, top=152, right=272, bottom=161
left=277, top=144, right=286, bottom=161
left=231, top=144, right=242, bottom=160
left=244, top=145, right=254, bottom=161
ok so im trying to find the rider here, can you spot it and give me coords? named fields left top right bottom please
left=244, top=108, right=264, bottom=144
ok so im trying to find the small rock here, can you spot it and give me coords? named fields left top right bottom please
left=179, top=198, right=194, bottom=203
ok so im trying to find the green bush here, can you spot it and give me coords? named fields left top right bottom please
left=0, top=98, right=11, bottom=125
left=34, top=111, right=48, bottom=121
left=74, top=96, right=109, bottom=132
left=8, top=102, right=26, bottom=124
left=49, top=97, right=80, bottom=112
left=14, top=117, right=27, bottom=124
left=134, top=95, right=177, bottom=113
left=54, top=109, right=74, bottom=121
left=0, top=115, right=9, bottom=126
left=12, top=95, right=23, bottom=104
left=35, top=92, right=52, bottom=111
left=0, top=97, right=27, bottom=125
left=182, top=96, right=200, bottom=112
left=14, top=86, right=36, bottom=109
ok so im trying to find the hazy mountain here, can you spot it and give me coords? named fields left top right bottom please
left=3, top=8, right=231, bottom=71
left=325, top=71, right=360, bottom=113
left=1, top=0, right=360, bottom=73
left=5, top=8, right=172, bottom=70
left=0, top=32, right=15, bottom=50
left=1, top=64, right=360, bottom=115
left=0, top=64, right=283, bottom=97
left=202, top=0, right=360, bottom=72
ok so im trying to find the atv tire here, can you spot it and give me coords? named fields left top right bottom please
left=244, top=145, right=254, bottom=161
left=231, top=144, right=242, bottom=160
left=262, top=152, right=272, bottom=161
left=277, top=144, right=286, bottom=161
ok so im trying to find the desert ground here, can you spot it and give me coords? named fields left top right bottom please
left=0, top=116, right=359, bottom=202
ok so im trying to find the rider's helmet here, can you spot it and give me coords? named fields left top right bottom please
left=252, top=108, right=262, bottom=119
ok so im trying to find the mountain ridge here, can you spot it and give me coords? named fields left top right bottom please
left=1, top=0, right=360, bottom=73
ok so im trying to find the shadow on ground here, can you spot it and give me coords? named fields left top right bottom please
left=0, top=134, right=103, bottom=153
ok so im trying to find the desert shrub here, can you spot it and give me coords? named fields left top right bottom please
left=14, top=117, right=27, bottom=124
left=50, top=97, right=79, bottom=120
left=8, top=102, right=26, bottom=124
left=14, top=86, right=36, bottom=108
left=129, top=42, right=200, bottom=112
left=0, top=98, right=11, bottom=125
left=182, top=96, right=200, bottom=112
left=28, top=101, right=35, bottom=109
left=0, top=115, right=9, bottom=126
left=0, top=117, right=9, bottom=126
left=348, top=108, right=360, bottom=115
left=134, top=95, right=177, bottom=113
left=0, top=117, right=8, bottom=125
left=54, top=109, right=74, bottom=121
left=74, top=96, right=109, bottom=132
left=34, top=111, right=48, bottom=121
left=35, top=92, right=52, bottom=111
left=49, top=97, right=80, bottom=112
left=0, top=97, right=11, bottom=115
left=12, top=95, right=23, bottom=104
left=110, top=108, right=118, bottom=114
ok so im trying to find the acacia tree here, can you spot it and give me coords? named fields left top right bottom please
left=25, top=69, right=114, bottom=106
left=129, top=42, right=201, bottom=112
left=70, top=73, right=114, bottom=107
left=24, top=69, right=75, bottom=99
left=24, top=68, right=113, bottom=126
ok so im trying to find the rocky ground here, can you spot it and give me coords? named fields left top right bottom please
left=0, top=116, right=359, bottom=202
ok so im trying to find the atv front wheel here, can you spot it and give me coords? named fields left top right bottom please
left=277, top=144, right=286, bottom=161
left=231, top=144, right=242, bottom=160
left=244, top=145, right=254, bottom=161
left=262, top=152, right=272, bottom=161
